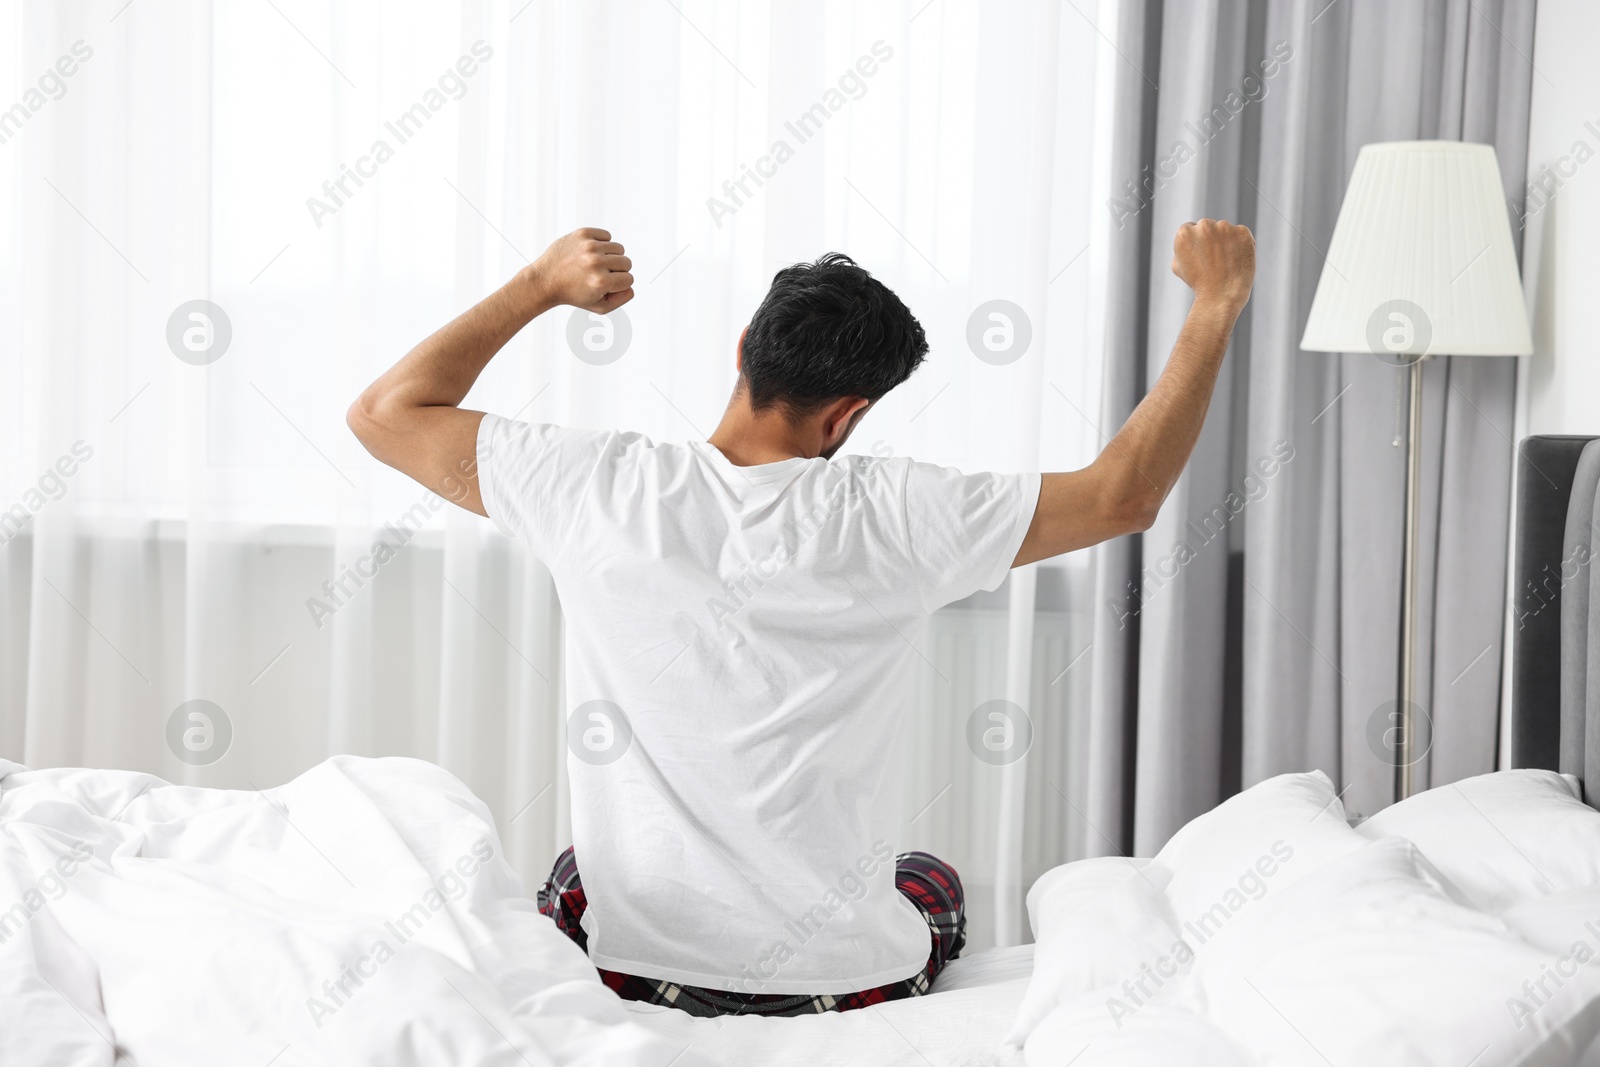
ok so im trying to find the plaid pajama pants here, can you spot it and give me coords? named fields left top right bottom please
left=537, top=846, right=966, bottom=1017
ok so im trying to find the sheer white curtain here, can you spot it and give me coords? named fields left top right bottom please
left=0, top=0, right=1114, bottom=949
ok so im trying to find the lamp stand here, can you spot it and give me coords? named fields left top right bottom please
left=1397, top=354, right=1428, bottom=799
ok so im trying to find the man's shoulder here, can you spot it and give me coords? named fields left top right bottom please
left=836, top=451, right=1016, bottom=485
left=824, top=451, right=918, bottom=496
left=491, top=419, right=657, bottom=454
left=832, top=449, right=914, bottom=476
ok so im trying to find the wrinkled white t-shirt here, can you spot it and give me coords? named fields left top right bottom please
left=477, top=414, right=1039, bottom=994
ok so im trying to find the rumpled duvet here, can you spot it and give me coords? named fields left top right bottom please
left=0, top=755, right=705, bottom=1067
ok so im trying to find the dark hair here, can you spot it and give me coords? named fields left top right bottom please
left=740, top=253, right=927, bottom=420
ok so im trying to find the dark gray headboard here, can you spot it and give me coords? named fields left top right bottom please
left=1511, top=434, right=1600, bottom=808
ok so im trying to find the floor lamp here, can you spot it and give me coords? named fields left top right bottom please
left=1300, top=141, right=1533, bottom=800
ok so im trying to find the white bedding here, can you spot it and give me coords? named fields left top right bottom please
left=7, top=756, right=1600, bottom=1067
left=0, top=756, right=707, bottom=1067
left=1011, top=770, right=1600, bottom=1067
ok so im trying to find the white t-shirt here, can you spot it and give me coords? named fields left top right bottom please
left=476, top=413, right=1040, bottom=994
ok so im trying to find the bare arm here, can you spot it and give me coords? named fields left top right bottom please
left=347, top=228, right=633, bottom=515
left=1014, top=219, right=1255, bottom=566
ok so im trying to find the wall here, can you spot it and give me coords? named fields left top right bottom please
left=1519, top=0, right=1600, bottom=434
left=1504, top=0, right=1600, bottom=763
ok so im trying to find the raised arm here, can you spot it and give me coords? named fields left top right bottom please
left=346, top=227, right=633, bottom=515
left=1014, top=219, right=1255, bottom=566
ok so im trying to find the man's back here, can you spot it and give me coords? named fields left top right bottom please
left=478, top=413, right=1038, bottom=992
left=351, top=222, right=1254, bottom=1007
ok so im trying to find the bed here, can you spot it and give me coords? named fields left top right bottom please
left=1510, top=434, right=1600, bottom=790
left=4, top=434, right=1600, bottom=1067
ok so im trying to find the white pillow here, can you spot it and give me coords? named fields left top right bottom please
left=1192, top=837, right=1600, bottom=1067
left=1004, top=856, right=1183, bottom=1047
left=1009, top=772, right=1365, bottom=1049
left=1154, top=770, right=1367, bottom=931
left=1356, top=769, right=1600, bottom=913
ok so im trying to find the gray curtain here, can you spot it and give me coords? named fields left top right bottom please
left=1084, top=0, right=1537, bottom=855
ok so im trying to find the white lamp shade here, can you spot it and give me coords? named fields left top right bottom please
left=1299, top=141, right=1533, bottom=356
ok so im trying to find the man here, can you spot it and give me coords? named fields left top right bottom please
left=348, top=220, right=1255, bottom=1016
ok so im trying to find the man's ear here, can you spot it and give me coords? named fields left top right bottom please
left=821, top=397, right=871, bottom=447
left=736, top=327, right=747, bottom=372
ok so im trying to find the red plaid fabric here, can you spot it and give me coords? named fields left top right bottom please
left=536, top=847, right=966, bottom=1018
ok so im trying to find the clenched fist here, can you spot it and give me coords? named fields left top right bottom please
left=526, top=227, right=634, bottom=314
left=1172, top=219, right=1255, bottom=312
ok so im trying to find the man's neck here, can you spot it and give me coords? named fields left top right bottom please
left=707, top=398, right=818, bottom=466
